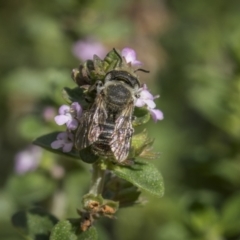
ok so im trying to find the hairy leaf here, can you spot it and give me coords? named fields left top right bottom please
left=107, top=160, right=164, bottom=197
left=102, top=173, right=142, bottom=208
left=12, top=208, right=58, bottom=240
left=50, top=220, right=98, bottom=240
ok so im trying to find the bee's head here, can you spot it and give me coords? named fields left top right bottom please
left=104, top=70, right=140, bottom=90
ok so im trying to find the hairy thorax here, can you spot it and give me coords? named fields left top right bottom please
left=104, top=82, right=133, bottom=113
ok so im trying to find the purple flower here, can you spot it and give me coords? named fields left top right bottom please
left=72, top=39, right=107, bottom=61
left=121, top=48, right=142, bottom=67
left=51, top=132, right=74, bottom=152
left=14, top=146, right=42, bottom=174
left=135, top=84, right=158, bottom=108
left=149, top=108, right=164, bottom=122
left=50, top=164, right=65, bottom=179
left=54, top=102, right=82, bottom=130
left=135, top=84, right=163, bottom=122
left=43, top=106, right=57, bottom=121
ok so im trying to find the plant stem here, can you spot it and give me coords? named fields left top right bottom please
left=89, top=161, right=105, bottom=195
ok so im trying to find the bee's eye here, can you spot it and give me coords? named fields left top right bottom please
left=135, top=93, right=140, bottom=98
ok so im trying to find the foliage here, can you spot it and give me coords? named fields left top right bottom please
left=1, top=0, right=240, bottom=239
left=8, top=43, right=164, bottom=238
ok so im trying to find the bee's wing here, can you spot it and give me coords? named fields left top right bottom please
left=88, top=95, right=107, bottom=142
left=74, top=111, right=93, bottom=149
left=75, top=94, right=106, bottom=150
left=109, top=103, right=134, bottom=162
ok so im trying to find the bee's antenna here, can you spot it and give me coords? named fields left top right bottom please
left=134, top=68, right=150, bottom=73
left=113, top=48, right=122, bottom=66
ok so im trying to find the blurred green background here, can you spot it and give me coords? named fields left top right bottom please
left=1, top=0, right=240, bottom=239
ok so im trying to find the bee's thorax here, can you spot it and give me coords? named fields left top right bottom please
left=104, top=82, right=133, bottom=112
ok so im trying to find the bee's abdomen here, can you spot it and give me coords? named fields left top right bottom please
left=91, top=122, right=114, bottom=157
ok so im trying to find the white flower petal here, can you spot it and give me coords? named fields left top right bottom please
left=66, top=119, right=78, bottom=130
left=135, top=98, right=145, bottom=107
left=140, top=90, right=154, bottom=100
left=43, top=107, right=56, bottom=121
left=57, top=132, right=68, bottom=140
left=149, top=108, right=164, bottom=122
left=59, top=105, right=70, bottom=115
left=121, top=47, right=142, bottom=66
left=62, top=142, right=73, bottom=152
left=54, top=115, right=70, bottom=125
left=72, top=40, right=107, bottom=61
left=121, top=48, right=136, bottom=62
left=14, top=146, right=42, bottom=174
left=15, top=152, right=35, bottom=174
left=132, top=60, right=142, bottom=67
left=51, top=140, right=63, bottom=149
left=71, top=102, right=82, bottom=118
left=144, top=99, right=156, bottom=109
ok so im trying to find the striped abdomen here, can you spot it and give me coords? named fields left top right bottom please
left=91, top=119, right=115, bottom=158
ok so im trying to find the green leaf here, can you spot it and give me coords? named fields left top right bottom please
left=103, top=49, right=121, bottom=71
left=79, top=226, right=98, bottom=240
left=221, top=193, right=240, bottom=235
left=130, top=129, right=158, bottom=159
left=103, top=173, right=142, bottom=208
left=50, top=220, right=76, bottom=240
left=133, top=107, right=151, bottom=126
left=33, top=132, right=81, bottom=160
left=107, top=160, right=164, bottom=197
left=62, top=87, right=88, bottom=108
left=34, top=132, right=99, bottom=164
left=7, top=173, right=56, bottom=205
left=50, top=220, right=98, bottom=240
left=12, top=208, right=58, bottom=239
left=93, top=55, right=105, bottom=75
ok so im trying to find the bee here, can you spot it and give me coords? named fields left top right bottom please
left=74, top=69, right=141, bottom=163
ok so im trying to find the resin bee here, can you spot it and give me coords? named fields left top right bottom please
left=74, top=69, right=141, bottom=163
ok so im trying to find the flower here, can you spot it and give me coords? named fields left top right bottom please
left=43, top=106, right=57, bottom=121
left=121, top=48, right=142, bottom=67
left=149, top=108, right=164, bottom=122
left=51, top=132, right=74, bottom=152
left=54, top=102, right=82, bottom=130
left=14, top=146, right=42, bottom=174
left=135, top=84, right=164, bottom=122
left=50, top=164, right=65, bottom=179
left=72, top=39, right=107, bottom=61
left=135, top=84, right=158, bottom=108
